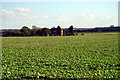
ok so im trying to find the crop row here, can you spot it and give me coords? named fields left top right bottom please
left=2, top=39, right=120, bottom=79
left=2, top=33, right=118, bottom=45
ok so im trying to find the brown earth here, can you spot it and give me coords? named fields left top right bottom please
left=2, top=38, right=119, bottom=47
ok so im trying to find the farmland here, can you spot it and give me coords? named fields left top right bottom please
left=1, top=33, right=120, bottom=79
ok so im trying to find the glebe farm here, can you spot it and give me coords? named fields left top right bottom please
left=1, top=2, right=120, bottom=79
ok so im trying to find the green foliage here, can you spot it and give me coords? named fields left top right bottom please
left=2, top=33, right=120, bottom=79
left=3, top=31, right=22, bottom=36
left=20, top=26, right=31, bottom=36
left=2, top=33, right=118, bottom=45
left=57, top=26, right=61, bottom=36
left=31, top=25, right=38, bottom=36
left=68, top=25, right=73, bottom=35
left=41, top=28, right=51, bottom=36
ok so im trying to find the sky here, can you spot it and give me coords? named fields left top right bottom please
left=0, top=0, right=119, bottom=29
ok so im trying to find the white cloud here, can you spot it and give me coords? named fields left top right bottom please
left=78, top=13, right=114, bottom=22
left=2, top=9, right=15, bottom=16
left=2, top=8, right=37, bottom=20
left=1, top=8, right=118, bottom=29
left=42, top=14, right=48, bottom=19
left=19, top=13, right=27, bottom=17
left=79, top=14, right=86, bottom=17
left=106, top=16, right=112, bottom=19
left=16, top=7, right=31, bottom=12
left=75, top=12, right=117, bottom=27
left=2, top=9, right=15, bottom=19
left=17, top=12, right=37, bottom=20
left=89, top=14, right=95, bottom=18
left=1, top=8, right=39, bottom=29
left=56, top=14, right=66, bottom=22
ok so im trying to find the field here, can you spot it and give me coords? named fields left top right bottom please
left=1, top=33, right=120, bottom=79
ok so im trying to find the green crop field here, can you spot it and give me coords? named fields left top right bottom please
left=1, top=33, right=120, bottom=79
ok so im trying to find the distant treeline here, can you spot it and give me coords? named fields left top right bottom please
left=1, top=25, right=120, bottom=37
left=74, top=26, right=120, bottom=33
left=2, top=25, right=74, bottom=37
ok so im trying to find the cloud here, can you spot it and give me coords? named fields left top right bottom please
left=76, top=12, right=117, bottom=27
left=106, top=16, right=112, bottom=19
left=42, top=14, right=48, bottom=19
left=56, top=14, right=66, bottom=22
left=17, top=12, right=37, bottom=20
left=2, top=9, right=15, bottom=19
left=1, top=7, right=117, bottom=29
left=2, top=8, right=36, bottom=20
left=19, top=13, right=27, bottom=16
left=2, top=9, right=14, bottom=15
left=79, top=14, right=86, bottom=17
left=88, top=10, right=97, bottom=14
left=78, top=13, right=113, bottom=22
left=1, top=8, right=39, bottom=29
left=77, top=10, right=97, bottom=22
left=16, top=7, right=31, bottom=12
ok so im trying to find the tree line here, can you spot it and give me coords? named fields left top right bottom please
left=2, top=25, right=74, bottom=37
left=74, top=26, right=120, bottom=33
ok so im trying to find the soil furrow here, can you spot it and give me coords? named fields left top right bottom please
left=2, top=38, right=119, bottom=47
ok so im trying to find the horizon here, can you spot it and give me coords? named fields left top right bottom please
left=0, top=1, right=118, bottom=29
left=1, top=25, right=119, bottom=30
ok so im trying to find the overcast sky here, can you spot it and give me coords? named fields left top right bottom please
left=0, top=0, right=119, bottom=29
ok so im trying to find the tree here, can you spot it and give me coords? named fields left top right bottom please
left=63, top=30, right=67, bottom=36
left=3, top=31, right=22, bottom=36
left=41, top=28, right=51, bottom=36
left=68, top=25, right=74, bottom=35
left=20, top=26, right=31, bottom=36
left=31, top=25, right=38, bottom=36
left=110, top=25, right=115, bottom=28
left=36, top=29, right=42, bottom=36
left=57, top=25, right=61, bottom=36
left=14, top=31, right=22, bottom=36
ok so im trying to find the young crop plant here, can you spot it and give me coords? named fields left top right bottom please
left=2, top=33, right=119, bottom=79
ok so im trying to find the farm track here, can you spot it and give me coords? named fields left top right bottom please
left=2, top=38, right=119, bottom=47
